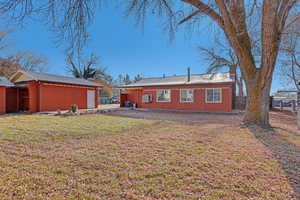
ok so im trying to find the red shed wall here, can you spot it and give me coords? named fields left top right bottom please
left=126, top=83, right=233, bottom=112
left=0, top=86, right=6, bottom=114
left=38, top=82, right=98, bottom=112
left=6, top=88, right=18, bottom=113
left=28, top=82, right=39, bottom=112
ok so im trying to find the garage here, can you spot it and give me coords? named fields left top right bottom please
left=5, top=70, right=102, bottom=113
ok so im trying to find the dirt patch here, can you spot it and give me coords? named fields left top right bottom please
left=109, top=109, right=242, bottom=125
left=109, top=109, right=300, bottom=130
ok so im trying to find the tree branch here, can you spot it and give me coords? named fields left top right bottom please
left=180, top=0, right=224, bottom=27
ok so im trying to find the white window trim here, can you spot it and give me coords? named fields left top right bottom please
left=180, top=89, right=194, bottom=103
left=205, top=88, right=222, bottom=103
left=156, top=89, right=171, bottom=102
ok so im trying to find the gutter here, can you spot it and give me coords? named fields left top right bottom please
left=120, top=81, right=235, bottom=89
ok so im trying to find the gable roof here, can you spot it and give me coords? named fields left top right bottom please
left=122, top=72, right=234, bottom=88
left=0, top=76, right=14, bottom=87
left=11, top=71, right=102, bottom=87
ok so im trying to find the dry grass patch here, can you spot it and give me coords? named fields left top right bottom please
left=0, top=114, right=298, bottom=199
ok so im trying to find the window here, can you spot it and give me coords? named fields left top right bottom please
left=157, top=89, right=171, bottom=102
left=142, top=94, right=152, bottom=103
left=206, top=88, right=222, bottom=103
left=180, top=89, right=194, bottom=102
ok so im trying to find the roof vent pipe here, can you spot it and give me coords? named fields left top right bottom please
left=187, top=67, right=191, bottom=82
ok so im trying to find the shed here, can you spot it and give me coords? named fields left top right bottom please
left=6, top=71, right=102, bottom=113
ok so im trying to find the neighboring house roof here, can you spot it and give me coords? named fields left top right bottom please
left=273, top=90, right=297, bottom=101
left=122, top=72, right=234, bottom=88
left=0, top=76, right=14, bottom=87
left=10, top=71, right=102, bottom=87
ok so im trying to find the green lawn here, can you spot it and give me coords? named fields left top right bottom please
left=0, top=114, right=298, bottom=199
left=0, top=114, right=151, bottom=141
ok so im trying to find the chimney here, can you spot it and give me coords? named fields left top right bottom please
left=187, top=67, right=191, bottom=82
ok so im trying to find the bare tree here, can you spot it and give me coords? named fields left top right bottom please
left=0, top=57, right=20, bottom=78
left=0, top=30, right=49, bottom=77
left=279, top=13, right=300, bottom=90
left=66, top=52, right=113, bottom=83
left=0, top=29, right=12, bottom=51
left=0, top=50, right=49, bottom=78
left=199, top=39, right=245, bottom=97
left=279, top=55, right=300, bottom=90
left=10, top=51, right=49, bottom=72
left=1, top=0, right=299, bottom=126
left=0, top=0, right=99, bottom=52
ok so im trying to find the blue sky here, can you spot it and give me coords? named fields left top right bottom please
left=1, top=5, right=285, bottom=93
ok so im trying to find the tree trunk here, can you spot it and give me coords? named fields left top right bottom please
left=237, top=77, right=244, bottom=97
left=237, top=78, right=245, bottom=110
left=229, top=64, right=237, bottom=109
left=243, top=77, right=272, bottom=127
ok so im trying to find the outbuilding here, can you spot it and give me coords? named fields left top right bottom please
left=3, top=71, right=101, bottom=113
left=120, top=72, right=235, bottom=112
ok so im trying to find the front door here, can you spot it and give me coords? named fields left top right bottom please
left=87, top=90, right=95, bottom=109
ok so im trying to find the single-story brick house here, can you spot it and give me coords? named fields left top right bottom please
left=0, top=70, right=101, bottom=114
left=120, top=72, right=235, bottom=112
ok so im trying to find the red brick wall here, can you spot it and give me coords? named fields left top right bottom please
left=126, top=84, right=233, bottom=112
left=0, top=86, right=6, bottom=114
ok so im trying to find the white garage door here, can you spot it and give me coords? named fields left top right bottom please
left=87, top=90, right=95, bottom=109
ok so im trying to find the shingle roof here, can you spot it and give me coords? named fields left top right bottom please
left=122, top=72, right=234, bottom=87
left=19, top=71, right=101, bottom=87
left=0, top=76, right=14, bottom=87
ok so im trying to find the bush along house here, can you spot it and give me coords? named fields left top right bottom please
left=0, top=70, right=101, bottom=114
left=120, top=69, right=235, bottom=112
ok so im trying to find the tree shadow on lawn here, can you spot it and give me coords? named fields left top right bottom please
left=249, top=126, right=300, bottom=199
